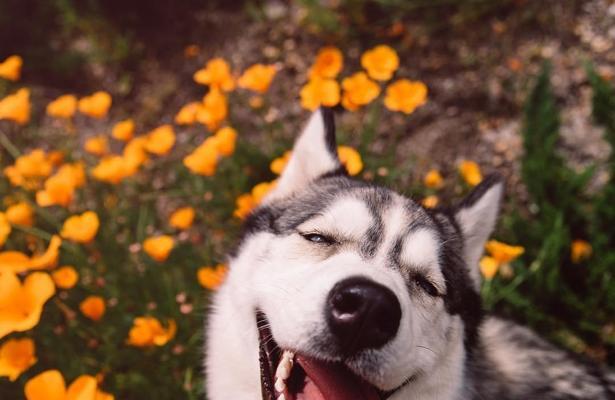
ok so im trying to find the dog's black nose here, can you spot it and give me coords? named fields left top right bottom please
left=326, top=276, right=401, bottom=355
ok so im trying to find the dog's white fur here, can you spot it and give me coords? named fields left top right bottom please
left=206, top=110, right=614, bottom=400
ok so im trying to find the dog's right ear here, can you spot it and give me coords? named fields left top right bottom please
left=453, top=174, right=504, bottom=289
left=265, top=108, right=343, bottom=201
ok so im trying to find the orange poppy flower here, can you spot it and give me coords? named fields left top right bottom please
left=197, top=264, right=228, bottom=290
left=0, top=337, right=37, bottom=381
left=300, top=77, right=340, bottom=111
left=196, top=89, right=228, bottom=131
left=459, top=160, right=482, bottom=186
left=127, top=317, right=176, bottom=347
left=144, top=125, right=176, bottom=156
left=309, top=47, right=343, bottom=79
left=60, top=211, right=99, bottom=244
left=423, top=169, right=444, bottom=189
left=238, top=64, right=277, bottom=93
left=0, top=235, right=62, bottom=273
left=0, top=271, right=55, bottom=339
left=51, top=266, right=79, bottom=289
left=79, top=296, right=106, bottom=321
left=193, top=58, right=235, bottom=91
left=361, top=45, right=399, bottom=81
left=0, top=88, right=31, bottom=125
left=384, top=79, right=428, bottom=114
left=0, top=55, right=23, bottom=81
left=78, top=91, right=112, bottom=119
left=169, top=207, right=196, bottom=230
left=143, top=235, right=174, bottom=262
left=46, top=95, right=77, bottom=119
left=341, top=72, right=380, bottom=111
left=111, top=119, right=135, bottom=142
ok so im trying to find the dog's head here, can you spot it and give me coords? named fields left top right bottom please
left=230, top=109, right=502, bottom=400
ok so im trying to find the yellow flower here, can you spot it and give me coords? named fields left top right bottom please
left=0, top=271, right=55, bottom=339
left=169, top=207, right=196, bottom=230
left=46, top=94, right=77, bottom=119
left=422, top=195, right=439, bottom=208
left=79, top=296, right=106, bottom=321
left=6, top=202, right=34, bottom=226
left=4, top=149, right=53, bottom=189
left=143, top=235, right=174, bottom=262
left=197, top=264, right=228, bottom=290
left=571, top=239, right=592, bottom=263
left=479, top=256, right=499, bottom=280
left=300, top=77, right=341, bottom=111
left=309, top=47, right=343, bottom=79
left=238, top=64, right=277, bottom=93
left=423, top=169, right=444, bottom=189
left=233, top=194, right=257, bottom=220
left=174, top=102, right=200, bottom=125
left=111, top=119, right=135, bottom=142
left=337, top=146, right=363, bottom=176
left=36, top=163, right=86, bottom=207
left=84, top=135, right=109, bottom=156
left=183, top=138, right=219, bottom=176
left=51, top=266, right=79, bottom=289
left=193, top=58, right=235, bottom=91
left=123, top=136, right=148, bottom=168
left=459, top=160, right=482, bottom=186
left=0, top=338, right=36, bottom=381
left=485, top=240, right=525, bottom=264
left=0, top=55, right=23, bottom=81
left=0, top=235, right=62, bottom=274
left=92, top=156, right=133, bottom=184
left=197, top=89, right=228, bottom=131
left=341, top=72, right=380, bottom=111
left=214, top=126, right=237, bottom=156
left=233, top=181, right=277, bottom=219
left=0, top=88, right=31, bottom=125
left=361, top=45, right=399, bottom=81
left=0, top=212, right=10, bottom=248
left=384, top=79, right=428, bottom=114
left=270, top=151, right=292, bottom=175
left=127, top=317, right=176, bottom=347
left=144, top=125, right=176, bottom=155
left=24, top=370, right=100, bottom=400
left=61, top=211, right=99, bottom=244
left=78, top=91, right=112, bottom=119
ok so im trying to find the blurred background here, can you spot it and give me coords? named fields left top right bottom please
left=0, top=0, right=614, bottom=399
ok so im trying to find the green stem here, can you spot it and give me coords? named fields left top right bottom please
left=0, top=130, right=21, bottom=159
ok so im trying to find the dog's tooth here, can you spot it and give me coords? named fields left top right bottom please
left=277, top=394, right=286, bottom=400
left=274, top=377, right=286, bottom=393
left=276, top=363, right=290, bottom=380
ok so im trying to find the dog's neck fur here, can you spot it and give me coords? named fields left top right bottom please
left=389, top=319, right=467, bottom=400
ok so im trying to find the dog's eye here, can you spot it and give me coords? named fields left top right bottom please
left=414, top=276, right=439, bottom=297
left=301, top=233, right=335, bottom=245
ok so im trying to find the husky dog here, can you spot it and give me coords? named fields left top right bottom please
left=206, top=109, right=615, bottom=400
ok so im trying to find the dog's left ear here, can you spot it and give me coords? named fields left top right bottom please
left=265, top=108, right=343, bottom=201
left=454, top=174, right=504, bottom=289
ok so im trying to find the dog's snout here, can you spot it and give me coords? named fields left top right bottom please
left=326, top=276, right=401, bottom=355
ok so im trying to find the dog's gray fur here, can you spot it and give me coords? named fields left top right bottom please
left=206, top=109, right=615, bottom=400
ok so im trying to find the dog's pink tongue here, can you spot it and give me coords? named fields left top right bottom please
left=295, top=355, right=380, bottom=400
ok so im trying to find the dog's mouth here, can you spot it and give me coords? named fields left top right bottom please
left=257, top=311, right=383, bottom=400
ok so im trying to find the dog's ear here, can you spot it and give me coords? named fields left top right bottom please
left=265, top=108, right=343, bottom=201
left=453, top=174, right=504, bottom=288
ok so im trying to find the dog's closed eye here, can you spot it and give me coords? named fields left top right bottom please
left=300, top=232, right=337, bottom=246
left=413, top=275, right=440, bottom=297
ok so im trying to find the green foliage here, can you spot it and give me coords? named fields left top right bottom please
left=485, top=63, right=615, bottom=361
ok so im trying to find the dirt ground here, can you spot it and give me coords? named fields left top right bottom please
left=50, top=0, right=615, bottom=201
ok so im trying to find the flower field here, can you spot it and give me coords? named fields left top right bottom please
left=0, top=1, right=614, bottom=399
